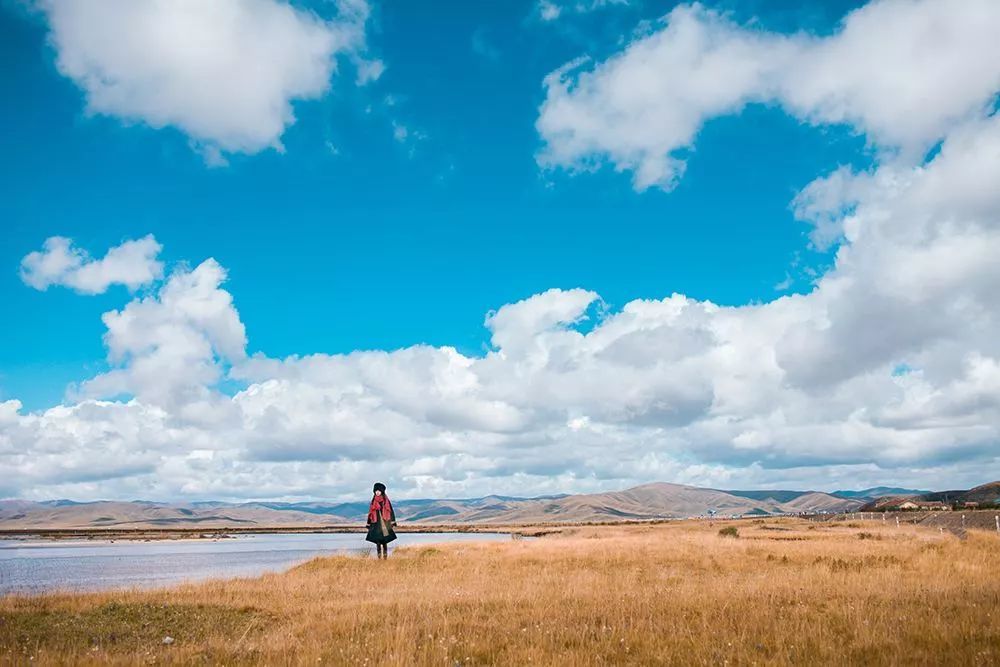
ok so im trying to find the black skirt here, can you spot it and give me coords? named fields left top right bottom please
left=365, top=516, right=397, bottom=544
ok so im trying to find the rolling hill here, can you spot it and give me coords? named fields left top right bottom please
left=858, top=481, right=1000, bottom=511
left=960, top=481, right=1000, bottom=504
left=0, top=500, right=352, bottom=530
left=0, top=482, right=864, bottom=529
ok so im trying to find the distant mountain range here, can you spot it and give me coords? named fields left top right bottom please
left=2, top=481, right=995, bottom=530
left=0, top=481, right=887, bottom=529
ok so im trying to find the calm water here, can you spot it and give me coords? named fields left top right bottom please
left=0, top=532, right=514, bottom=594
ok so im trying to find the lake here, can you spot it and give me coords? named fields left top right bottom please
left=0, top=531, right=515, bottom=595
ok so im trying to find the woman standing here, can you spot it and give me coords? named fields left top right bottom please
left=366, top=482, right=397, bottom=559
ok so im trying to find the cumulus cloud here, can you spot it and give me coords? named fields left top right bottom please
left=484, top=288, right=599, bottom=355
left=537, top=0, right=1000, bottom=190
left=20, top=235, right=163, bottom=294
left=7, top=131, right=1000, bottom=499
left=38, top=0, right=372, bottom=162
left=4, top=0, right=1000, bottom=501
left=77, top=258, right=247, bottom=414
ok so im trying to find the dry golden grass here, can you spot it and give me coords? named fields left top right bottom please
left=2, top=519, right=998, bottom=665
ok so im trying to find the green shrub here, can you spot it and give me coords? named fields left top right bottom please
left=718, top=526, right=739, bottom=538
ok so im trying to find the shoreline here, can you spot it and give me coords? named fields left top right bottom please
left=0, top=531, right=528, bottom=597
left=0, top=523, right=575, bottom=542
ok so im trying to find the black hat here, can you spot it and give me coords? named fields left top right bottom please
left=373, top=482, right=386, bottom=494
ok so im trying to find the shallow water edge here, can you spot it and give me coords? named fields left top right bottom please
left=0, top=531, right=518, bottom=595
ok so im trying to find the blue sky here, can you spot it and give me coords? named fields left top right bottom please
left=0, top=0, right=868, bottom=410
left=1, top=0, right=998, bottom=501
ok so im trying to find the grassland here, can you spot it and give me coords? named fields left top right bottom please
left=1, top=518, right=998, bottom=665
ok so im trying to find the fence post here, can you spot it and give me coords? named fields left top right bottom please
left=995, top=515, right=999, bottom=533
left=895, top=516, right=900, bottom=528
left=962, top=514, right=966, bottom=530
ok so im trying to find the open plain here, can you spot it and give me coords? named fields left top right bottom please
left=1, top=517, right=998, bottom=665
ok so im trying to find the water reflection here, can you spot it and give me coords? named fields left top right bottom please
left=0, top=532, right=514, bottom=594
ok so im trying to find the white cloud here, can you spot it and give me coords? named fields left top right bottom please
left=484, top=288, right=599, bottom=355
left=5, top=0, right=1000, bottom=502
left=79, top=258, right=247, bottom=414
left=39, top=0, right=372, bottom=161
left=538, top=0, right=1000, bottom=190
left=7, top=139, right=1000, bottom=499
left=391, top=121, right=409, bottom=143
left=20, top=235, right=163, bottom=294
left=536, top=0, right=630, bottom=23
left=538, top=1, right=562, bottom=22
left=355, top=58, right=385, bottom=85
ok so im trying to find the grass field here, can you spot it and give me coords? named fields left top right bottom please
left=2, top=518, right=998, bottom=665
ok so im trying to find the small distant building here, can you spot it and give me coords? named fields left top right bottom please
left=962, top=501, right=979, bottom=509
left=917, top=501, right=951, bottom=511
left=896, top=501, right=919, bottom=510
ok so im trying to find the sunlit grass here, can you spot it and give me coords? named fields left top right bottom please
left=2, top=518, right=998, bottom=665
